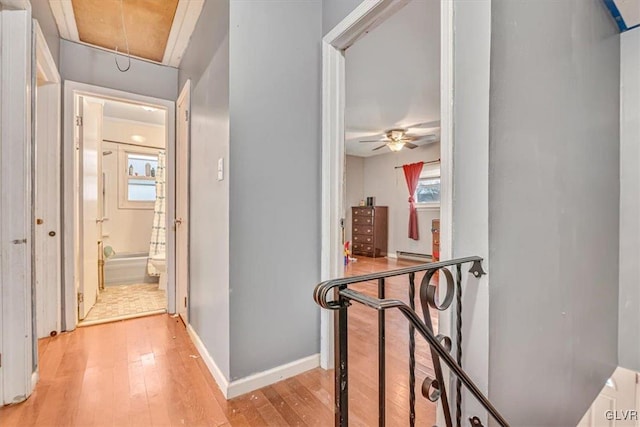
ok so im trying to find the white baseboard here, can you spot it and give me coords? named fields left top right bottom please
left=186, top=324, right=229, bottom=395
left=31, top=370, right=39, bottom=392
left=386, top=252, right=397, bottom=259
left=227, top=353, right=320, bottom=399
left=186, top=324, right=319, bottom=399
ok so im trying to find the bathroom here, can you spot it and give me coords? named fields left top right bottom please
left=80, top=97, right=168, bottom=325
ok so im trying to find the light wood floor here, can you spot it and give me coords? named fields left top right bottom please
left=0, top=256, right=438, bottom=426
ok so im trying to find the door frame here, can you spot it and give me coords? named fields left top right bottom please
left=62, top=81, right=176, bottom=330
left=319, top=0, right=454, bottom=369
left=175, top=79, right=191, bottom=323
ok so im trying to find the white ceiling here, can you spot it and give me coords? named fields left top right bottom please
left=345, top=0, right=441, bottom=157
left=102, top=99, right=166, bottom=126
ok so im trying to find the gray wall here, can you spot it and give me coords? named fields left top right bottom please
left=619, top=28, right=640, bottom=372
left=322, top=0, right=362, bottom=35
left=178, top=0, right=231, bottom=378
left=228, top=0, right=322, bottom=380
left=60, top=40, right=178, bottom=100
left=31, top=0, right=59, bottom=66
left=489, top=1, right=619, bottom=424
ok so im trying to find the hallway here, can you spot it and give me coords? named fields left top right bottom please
left=0, top=257, right=437, bottom=426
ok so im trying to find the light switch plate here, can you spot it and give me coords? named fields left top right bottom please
left=217, top=158, right=224, bottom=181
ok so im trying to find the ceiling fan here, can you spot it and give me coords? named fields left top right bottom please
left=358, top=122, right=439, bottom=152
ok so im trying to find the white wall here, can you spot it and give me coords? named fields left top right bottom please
left=620, top=27, right=640, bottom=372
left=100, top=119, right=165, bottom=255
left=101, top=141, right=159, bottom=255
left=345, top=155, right=364, bottom=245
left=103, top=117, right=165, bottom=148
left=363, top=143, right=440, bottom=256
left=60, top=40, right=178, bottom=101
left=346, top=144, right=441, bottom=256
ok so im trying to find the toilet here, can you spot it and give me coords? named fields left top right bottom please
left=150, top=254, right=167, bottom=291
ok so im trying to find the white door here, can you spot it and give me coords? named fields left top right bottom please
left=578, top=367, right=639, bottom=427
left=78, top=97, right=103, bottom=320
left=176, top=81, right=190, bottom=322
left=34, top=83, right=61, bottom=338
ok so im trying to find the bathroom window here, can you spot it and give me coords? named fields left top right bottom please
left=119, top=148, right=159, bottom=209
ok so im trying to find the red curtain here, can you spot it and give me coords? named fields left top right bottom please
left=403, top=162, right=424, bottom=240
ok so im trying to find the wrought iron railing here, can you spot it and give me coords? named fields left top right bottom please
left=314, top=256, right=509, bottom=427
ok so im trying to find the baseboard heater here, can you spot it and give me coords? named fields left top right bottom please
left=396, top=251, right=432, bottom=262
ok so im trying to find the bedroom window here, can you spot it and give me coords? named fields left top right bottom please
left=415, top=162, right=441, bottom=208
left=119, top=148, right=159, bottom=209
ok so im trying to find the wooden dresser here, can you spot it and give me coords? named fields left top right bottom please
left=351, top=206, right=388, bottom=258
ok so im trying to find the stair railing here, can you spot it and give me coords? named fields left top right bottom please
left=314, top=256, right=509, bottom=427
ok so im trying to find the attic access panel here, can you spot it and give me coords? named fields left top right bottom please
left=71, top=0, right=179, bottom=63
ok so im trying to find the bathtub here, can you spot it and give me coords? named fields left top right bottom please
left=104, top=252, right=159, bottom=286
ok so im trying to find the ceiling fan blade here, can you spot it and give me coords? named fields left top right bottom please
left=359, top=139, right=386, bottom=143
left=372, top=144, right=388, bottom=151
left=406, top=120, right=441, bottom=130
left=407, top=134, right=438, bottom=144
left=404, top=142, right=418, bottom=149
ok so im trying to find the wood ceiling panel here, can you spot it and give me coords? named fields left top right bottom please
left=71, top=0, right=179, bottom=63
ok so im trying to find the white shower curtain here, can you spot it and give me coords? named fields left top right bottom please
left=147, top=150, right=166, bottom=276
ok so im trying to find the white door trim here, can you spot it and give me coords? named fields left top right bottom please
left=319, top=0, right=454, bottom=370
left=62, top=81, right=176, bottom=330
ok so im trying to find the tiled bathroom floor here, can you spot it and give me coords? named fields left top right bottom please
left=79, top=283, right=166, bottom=326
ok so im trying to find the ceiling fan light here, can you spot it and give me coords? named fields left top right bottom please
left=388, top=141, right=405, bottom=152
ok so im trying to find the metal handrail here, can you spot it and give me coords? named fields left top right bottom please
left=340, top=288, right=509, bottom=427
left=314, top=256, right=484, bottom=309
left=314, top=256, right=509, bottom=427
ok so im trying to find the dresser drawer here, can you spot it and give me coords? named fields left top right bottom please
left=353, top=216, right=373, bottom=225
left=353, top=234, right=373, bottom=244
left=353, top=208, right=373, bottom=217
left=352, top=242, right=374, bottom=254
left=353, top=225, right=373, bottom=235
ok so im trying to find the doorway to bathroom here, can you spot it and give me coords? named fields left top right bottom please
left=63, top=81, right=177, bottom=329
left=79, top=96, right=168, bottom=326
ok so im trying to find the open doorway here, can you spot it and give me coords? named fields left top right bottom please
left=63, top=82, right=176, bottom=330
left=75, top=96, right=169, bottom=326
left=321, top=1, right=456, bottom=423
left=343, top=0, right=441, bottom=270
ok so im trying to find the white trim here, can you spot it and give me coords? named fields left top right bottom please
left=34, top=21, right=60, bottom=84
left=30, top=371, right=39, bottom=392
left=227, top=354, right=320, bottom=399
left=63, top=81, right=176, bottom=331
left=319, top=0, right=454, bottom=376
left=186, top=324, right=229, bottom=395
left=162, top=0, right=204, bottom=67
left=78, top=309, right=166, bottom=327
left=0, top=0, right=30, bottom=11
left=48, top=0, right=78, bottom=42
left=187, top=324, right=320, bottom=399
